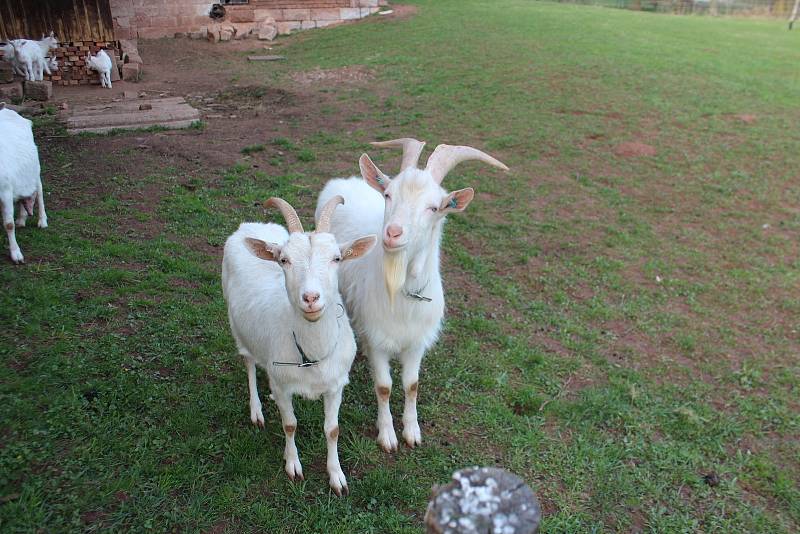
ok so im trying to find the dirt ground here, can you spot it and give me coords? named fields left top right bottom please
left=39, top=32, right=389, bottom=201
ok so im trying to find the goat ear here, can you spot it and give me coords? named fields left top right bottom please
left=244, top=237, right=281, bottom=262
left=359, top=153, right=390, bottom=193
left=438, top=188, right=475, bottom=214
left=340, top=235, right=377, bottom=261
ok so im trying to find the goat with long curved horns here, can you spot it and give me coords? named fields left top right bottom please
left=316, top=139, right=508, bottom=451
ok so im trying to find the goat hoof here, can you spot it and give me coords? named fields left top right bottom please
left=377, top=426, right=398, bottom=453
left=331, top=484, right=348, bottom=497
left=329, top=469, right=348, bottom=496
left=403, top=424, right=422, bottom=448
left=250, top=407, right=265, bottom=428
left=285, top=459, right=304, bottom=481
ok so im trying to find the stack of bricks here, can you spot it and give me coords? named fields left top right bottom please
left=49, top=41, right=119, bottom=86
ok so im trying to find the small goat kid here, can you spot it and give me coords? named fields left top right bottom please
left=14, top=32, right=58, bottom=81
left=0, top=103, right=48, bottom=264
left=316, top=139, right=508, bottom=452
left=86, top=50, right=112, bottom=88
left=222, top=196, right=376, bottom=495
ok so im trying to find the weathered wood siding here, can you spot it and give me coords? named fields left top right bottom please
left=0, top=0, right=114, bottom=41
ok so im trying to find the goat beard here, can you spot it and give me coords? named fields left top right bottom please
left=383, top=249, right=408, bottom=306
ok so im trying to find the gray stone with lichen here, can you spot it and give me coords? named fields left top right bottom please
left=425, top=467, right=541, bottom=534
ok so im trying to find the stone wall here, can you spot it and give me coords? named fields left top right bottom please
left=110, top=0, right=385, bottom=39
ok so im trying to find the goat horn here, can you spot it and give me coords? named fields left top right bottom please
left=315, top=195, right=344, bottom=233
left=370, top=138, right=426, bottom=172
left=263, top=197, right=304, bottom=234
left=424, top=144, right=509, bottom=184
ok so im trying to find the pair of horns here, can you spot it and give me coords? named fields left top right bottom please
left=262, top=195, right=343, bottom=234
left=369, top=138, right=509, bottom=183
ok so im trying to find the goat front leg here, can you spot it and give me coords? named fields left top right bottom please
left=369, top=349, right=398, bottom=452
left=2, top=195, right=23, bottom=264
left=400, top=346, right=425, bottom=448
left=323, top=387, right=348, bottom=496
left=272, top=388, right=302, bottom=481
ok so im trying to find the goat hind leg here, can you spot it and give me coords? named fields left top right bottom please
left=243, top=353, right=265, bottom=427
left=2, top=195, right=23, bottom=263
left=15, top=201, right=27, bottom=228
left=36, top=183, right=47, bottom=228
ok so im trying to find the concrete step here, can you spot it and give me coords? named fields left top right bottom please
left=65, top=97, right=200, bottom=134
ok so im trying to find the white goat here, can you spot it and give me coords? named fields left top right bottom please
left=46, top=55, right=59, bottom=74
left=0, top=103, right=48, bottom=264
left=15, top=33, right=58, bottom=81
left=2, top=39, right=58, bottom=79
left=2, top=41, right=27, bottom=76
left=316, top=139, right=508, bottom=452
left=86, top=49, right=112, bottom=88
left=222, top=196, right=376, bottom=495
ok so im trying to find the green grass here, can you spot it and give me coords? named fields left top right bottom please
left=240, top=144, right=266, bottom=155
left=2, top=1, right=799, bottom=532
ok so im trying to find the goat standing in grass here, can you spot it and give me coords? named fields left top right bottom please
left=222, top=196, right=376, bottom=495
left=0, top=103, right=48, bottom=264
left=317, top=139, right=508, bottom=452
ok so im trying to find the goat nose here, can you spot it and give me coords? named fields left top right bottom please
left=386, top=224, right=403, bottom=238
left=302, top=292, right=320, bottom=304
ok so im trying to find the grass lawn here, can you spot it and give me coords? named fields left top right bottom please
left=2, top=1, right=799, bottom=532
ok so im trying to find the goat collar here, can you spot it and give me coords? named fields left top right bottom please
left=403, top=279, right=432, bottom=303
left=272, top=305, right=344, bottom=368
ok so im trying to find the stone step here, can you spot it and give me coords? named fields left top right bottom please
left=68, top=119, right=198, bottom=135
left=65, top=97, right=200, bottom=134
left=68, top=97, right=186, bottom=117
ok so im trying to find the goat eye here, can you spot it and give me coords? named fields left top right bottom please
left=280, top=257, right=289, bottom=265
left=334, top=256, right=342, bottom=263
left=430, top=206, right=438, bottom=212
left=384, top=193, right=390, bottom=200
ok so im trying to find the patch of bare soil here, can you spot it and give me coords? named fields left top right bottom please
left=614, top=141, right=657, bottom=158
left=36, top=34, right=390, bottom=256
left=734, top=113, right=758, bottom=124
left=384, top=4, right=419, bottom=19
left=289, top=65, right=375, bottom=86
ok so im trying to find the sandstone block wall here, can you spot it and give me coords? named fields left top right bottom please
left=110, top=0, right=385, bottom=39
